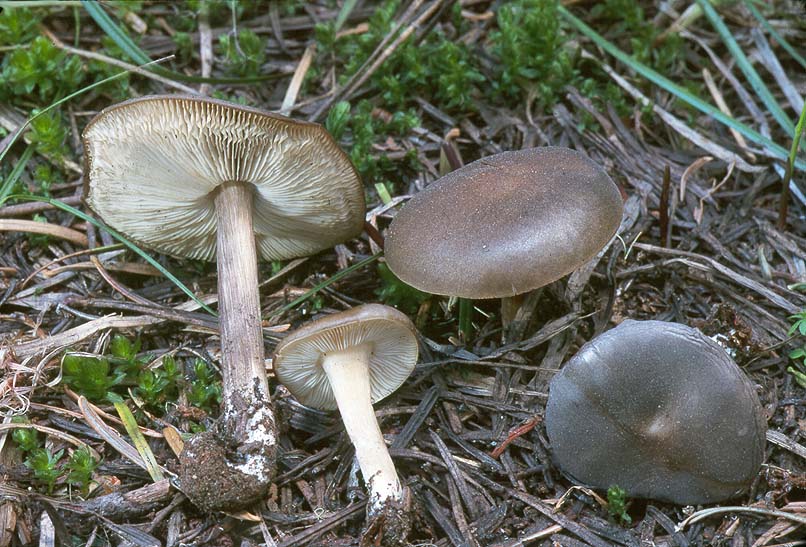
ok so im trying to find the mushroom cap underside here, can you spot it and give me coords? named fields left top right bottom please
left=83, top=95, right=365, bottom=261
left=273, top=304, right=418, bottom=411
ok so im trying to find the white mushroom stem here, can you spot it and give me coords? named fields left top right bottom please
left=321, top=344, right=403, bottom=516
left=214, top=182, right=275, bottom=436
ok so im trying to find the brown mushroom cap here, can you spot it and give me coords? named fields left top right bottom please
left=384, top=147, right=623, bottom=299
left=273, top=304, right=418, bottom=411
left=545, top=320, right=767, bottom=504
left=82, top=95, right=364, bottom=261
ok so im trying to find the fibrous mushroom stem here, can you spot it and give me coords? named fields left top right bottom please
left=176, top=182, right=275, bottom=511
left=321, top=345, right=403, bottom=516
left=214, top=182, right=273, bottom=412
left=500, top=294, right=526, bottom=327
left=212, top=182, right=276, bottom=487
left=501, top=293, right=526, bottom=343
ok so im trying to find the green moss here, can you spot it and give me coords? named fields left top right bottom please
left=0, top=37, right=83, bottom=103
left=607, top=485, right=632, bottom=525
left=590, top=0, right=685, bottom=76
left=0, top=7, right=40, bottom=44
left=217, top=28, right=266, bottom=76
left=375, top=262, right=430, bottom=315
left=187, top=359, right=223, bottom=411
left=28, top=109, right=69, bottom=161
left=327, top=99, right=421, bottom=188
left=318, top=0, right=483, bottom=114
left=489, top=0, right=574, bottom=107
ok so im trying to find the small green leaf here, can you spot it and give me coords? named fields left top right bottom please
left=787, top=366, right=806, bottom=389
left=11, top=425, right=39, bottom=453
left=67, top=447, right=98, bottom=496
left=607, top=485, right=632, bottom=525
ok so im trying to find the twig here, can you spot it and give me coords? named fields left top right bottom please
left=0, top=219, right=87, bottom=246
left=595, top=55, right=760, bottom=173
left=280, top=43, right=316, bottom=116
left=659, top=165, right=671, bottom=247
left=701, top=68, right=754, bottom=160
left=0, top=195, right=82, bottom=218
left=197, top=0, right=213, bottom=95
left=677, top=505, right=806, bottom=531
left=0, top=423, right=100, bottom=459
left=632, top=242, right=799, bottom=313
left=90, top=256, right=158, bottom=307
left=766, top=430, right=806, bottom=460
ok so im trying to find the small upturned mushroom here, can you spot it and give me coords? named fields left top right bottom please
left=273, top=304, right=418, bottom=544
left=545, top=320, right=767, bottom=505
left=82, top=95, right=364, bottom=510
left=384, top=147, right=623, bottom=300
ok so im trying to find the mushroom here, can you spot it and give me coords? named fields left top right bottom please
left=82, top=95, right=364, bottom=510
left=545, top=320, right=767, bottom=504
left=384, top=147, right=623, bottom=335
left=272, top=304, right=418, bottom=544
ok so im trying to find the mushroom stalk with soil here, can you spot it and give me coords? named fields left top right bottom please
left=82, top=95, right=365, bottom=510
left=321, top=344, right=404, bottom=514
left=211, top=181, right=274, bottom=462
left=273, top=304, right=418, bottom=545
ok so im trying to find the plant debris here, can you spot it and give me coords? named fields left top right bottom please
left=1, top=1, right=805, bottom=546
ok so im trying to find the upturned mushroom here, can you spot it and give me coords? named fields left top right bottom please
left=384, top=147, right=623, bottom=333
left=273, top=304, right=418, bottom=544
left=545, top=320, right=767, bottom=504
left=82, top=95, right=364, bottom=510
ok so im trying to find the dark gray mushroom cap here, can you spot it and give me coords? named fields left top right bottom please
left=545, top=320, right=767, bottom=505
left=82, top=95, right=365, bottom=261
left=384, top=147, right=623, bottom=299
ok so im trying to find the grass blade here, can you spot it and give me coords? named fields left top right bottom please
left=0, top=195, right=217, bottom=316
left=334, top=0, right=359, bottom=32
left=744, top=0, right=806, bottom=70
left=789, top=102, right=806, bottom=168
left=694, top=0, right=792, bottom=134
left=81, top=0, right=149, bottom=64
left=273, top=253, right=381, bottom=316
left=0, top=145, right=33, bottom=203
left=458, top=298, right=473, bottom=341
left=113, top=400, right=165, bottom=482
left=0, top=0, right=81, bottom=6
left=81, top=0, right=281, bottom=85
left=558, top=6, right=805, bottom=172
left=778, top=100, right=806, bottom=227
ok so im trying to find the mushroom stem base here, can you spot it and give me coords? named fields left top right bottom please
left=178, top=382, right=276, bottom=511
left=178, top=412, right=275, bottom=511
left=361, top=486, right=412, bottom=547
